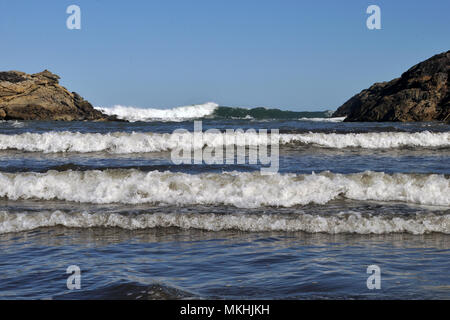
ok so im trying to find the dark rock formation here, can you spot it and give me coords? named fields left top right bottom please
left=333, top=50, right=450, bottom=122
left=0, top=70, right=118, bottom=121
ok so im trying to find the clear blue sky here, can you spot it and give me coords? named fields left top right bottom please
left=0, top=0, right=448, bottom=110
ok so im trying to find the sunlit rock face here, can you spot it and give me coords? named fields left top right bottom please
left=333, top=50, right=449, bottom=122
left=0, top=70, right=117, bottom=121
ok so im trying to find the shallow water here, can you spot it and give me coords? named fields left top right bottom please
left=0, top=118, right=449, bottom=299
left=1, top=227, right=449, bottom=299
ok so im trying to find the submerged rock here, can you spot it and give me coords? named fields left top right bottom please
left=0, top=70, right=118, bottom=121
left=333, top=50, right=450, bottom=122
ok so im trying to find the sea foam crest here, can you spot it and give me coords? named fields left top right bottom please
left=299, top=117, right=346, bottom=122
left=0, top=210, right=448, bottom=235
left=0, top=131, right=448, bottom=153
left=0, top=170, right=448, bottom=207
left=95, top=102, right=218, bottom=122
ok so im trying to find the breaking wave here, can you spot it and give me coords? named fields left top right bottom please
left=95, top=102, right=219, bottom=122
left=0, top=170, right=448, bottom=207
left=299, top=117, right=346, bottom=122
left=0, top=131, right=448, bottom=153
left=0, top=210, right=448, bottom=235
left=95, top=103, right=336, bottom=122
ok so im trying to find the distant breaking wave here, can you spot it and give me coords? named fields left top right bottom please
left=95, top=103, right=337, bottom=122
left=0, top=170, right=448, bottom=207
left=95, top=102, right=219, bottom=122
left=299, top=117, right=346, bottom=122
left=0, top=131, right=448, bottom=153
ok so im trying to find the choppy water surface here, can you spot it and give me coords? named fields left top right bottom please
left=0, top=115, right=449, bottom=299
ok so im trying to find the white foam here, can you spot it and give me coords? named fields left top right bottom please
left=0, top=210, right=448, bottom=235
left=0, top=170, right=447, bottom=207
left=280, top=131, right=450, bottom=148
left=95, top=102, right=218, bottom=122
left=299, top=117, right=346, bottom=122
left=0, top=120, right=26, bottom=128
left=0, top=131, right=448, bottom=153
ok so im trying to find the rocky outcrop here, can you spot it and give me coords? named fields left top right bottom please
left=333, top=50, right=450, bottom=122
left=0, top=70, right=118, bottom=121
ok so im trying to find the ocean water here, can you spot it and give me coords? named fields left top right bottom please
left=0, top=104, right=449, bottom=299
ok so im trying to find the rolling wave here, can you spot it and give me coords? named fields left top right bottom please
left=0, top=170, right=448, bottom=207
left=1, top=210, right=448, bottom=235
left=0, top=131, right=448, bottom=153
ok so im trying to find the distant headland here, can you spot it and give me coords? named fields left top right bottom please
left=333, top=50, right=449, bottom=122
left=0, top=70, right=117, bottom=121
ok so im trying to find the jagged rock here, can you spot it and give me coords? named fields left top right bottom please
left=0, top=70, right=119, bottom=121
left=333, top=50, right=450, bottom=122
